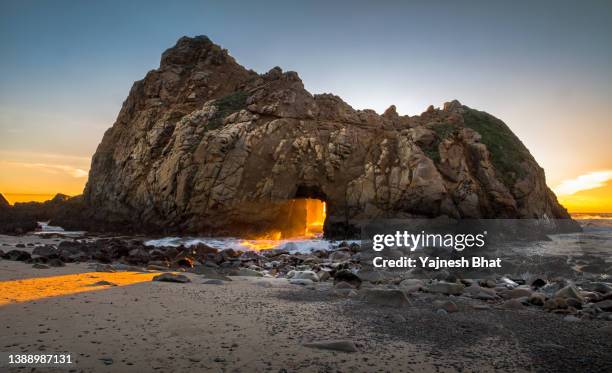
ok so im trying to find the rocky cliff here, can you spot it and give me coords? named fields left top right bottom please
left=79, top=36, right=573, bottom=237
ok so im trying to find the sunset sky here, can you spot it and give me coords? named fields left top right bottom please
left=0, top=1, right=611, bottom=211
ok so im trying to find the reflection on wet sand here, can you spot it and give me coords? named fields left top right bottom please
left=0, top=271, right=158, bottom=306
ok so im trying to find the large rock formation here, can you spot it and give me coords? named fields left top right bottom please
left=78, top=36, right=573, bottom=237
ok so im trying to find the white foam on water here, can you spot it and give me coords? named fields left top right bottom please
left=33, top=221, right=86, bottom=237
left=143, top=236, right=358, bottom=253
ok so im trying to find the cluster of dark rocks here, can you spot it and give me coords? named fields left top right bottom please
left=2, top=238, right=611, bottom=324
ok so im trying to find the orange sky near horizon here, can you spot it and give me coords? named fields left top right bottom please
left=2, top=162, right=611, bottom=213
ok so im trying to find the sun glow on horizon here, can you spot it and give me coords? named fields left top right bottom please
left=553, top=170, right=612, bottom=196
left=554, top=170, right=612, bottom=213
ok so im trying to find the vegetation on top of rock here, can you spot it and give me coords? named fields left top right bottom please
left=423, top=122, right=457, bottom=163
left=462, top=108, right=530, bottom=187
left=206, top=91, right=249, bottom=130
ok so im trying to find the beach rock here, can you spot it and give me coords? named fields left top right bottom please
left=112, top=263, right=143, bottom=271
left=464, top=284, right=497, bottom=299
left=202, top=279, right=225, bottom=285
left=334, top=281, right=355, bottom=289
left=479, top=279, right=497, bottom=288
left=2, top=250, right=31, bottom=261
left=126, top=248, right=150, bottom=264
left=592, top=283, right=612, bottom=294
left=507, top=287, right=533, bottom=299
left=56, top=35, right=575, bottom=237
left=501, top=299, right=525, bottom=310
left=173, top=256, right=195, bottom=268
left=398, top=279, right=424, bottom=293
left=32, top=263, right=50, bottom=269
left=555, top=285, right=584, bottom=302
left=528, top=292, right=547, bottom=306
left=362, top=288, right=410, bottom=307
left=434, top=300, right=459, bottom=313
left=291, top=270, right=319, bottom=282
left=356, top=270, right=391, bottom=284
left=566, top=298, right=582, bottom=309
left=147, top=261, right=169, bottom=269
left=333, top=288, right=358, bottom=297
left=47, top=258, right=65, bottom=267
left=316, top=270, right=331, bottom=282
left=334, top=270, right=362, bottom=288
left=94, top=264, right=116, bottom=272
left=90, top=280, right=117, bottom=287
left=593, top=299, right=612, bottom=311
left=289, top=278, right=314, bottom=286
left=303, top=340, right=358, bottom=353
left=499, top=277, right=519, bottom=288
left=424, top=281, right=464, bottom=295
left=544, top=298, right=568, bottom=311
left=531, top=278, right=547, bottom=289
left=32, top=245, right=56, bottom=257
left=153, top=273, right=191, bottom=283
left=329, top=251, right=351, bottom=262
left=230, top=268, right=263, bottom=277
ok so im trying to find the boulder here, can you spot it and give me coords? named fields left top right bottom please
left=153, top=273, right=191, bottom=283
left=47, top=258, right=65, bottom=267
left=398, top=279, right=424, bottom=293
left=32, top=245, right=57, bottom=257
left=554, top=285, right=584, bottom=302
left=424, top=281, right=465, bottom=295
left=41, top=35, right=575, bottom=237
left=333, top=270, right=362, bottom=288
left=230, top=268, right=263, bottom=277
left=501, top=299, right=525, bottom=310
left=362, top=288, right=410, bottom=307
left=434, top=300, right=459, bottom=313
left=2, top=250, right=31, bottom=261
left=507, top=287, right=532, bottom=299
left=594, top=299, right=612, bottom=312
left=464, top=284, right=497, bottom=300
left=291, top=270, right=319, bottom=282
left=528, top=292, right=547, bottom=306
left=329, top=250, right=351, bottom=262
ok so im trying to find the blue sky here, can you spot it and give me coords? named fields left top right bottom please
left=0, top=0, right=611, bottom=196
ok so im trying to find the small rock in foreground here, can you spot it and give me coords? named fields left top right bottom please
left=153, top=273, right=191, bottom=283
left=362, top=288, right=410, bottom=307
left=89, top=280, right=118, bottom=287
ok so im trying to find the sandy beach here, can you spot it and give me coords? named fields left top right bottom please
left=1, top=234, right=611, bottom=372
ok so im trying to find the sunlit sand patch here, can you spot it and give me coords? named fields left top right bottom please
left=0, top=271, right=159, bottom=306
